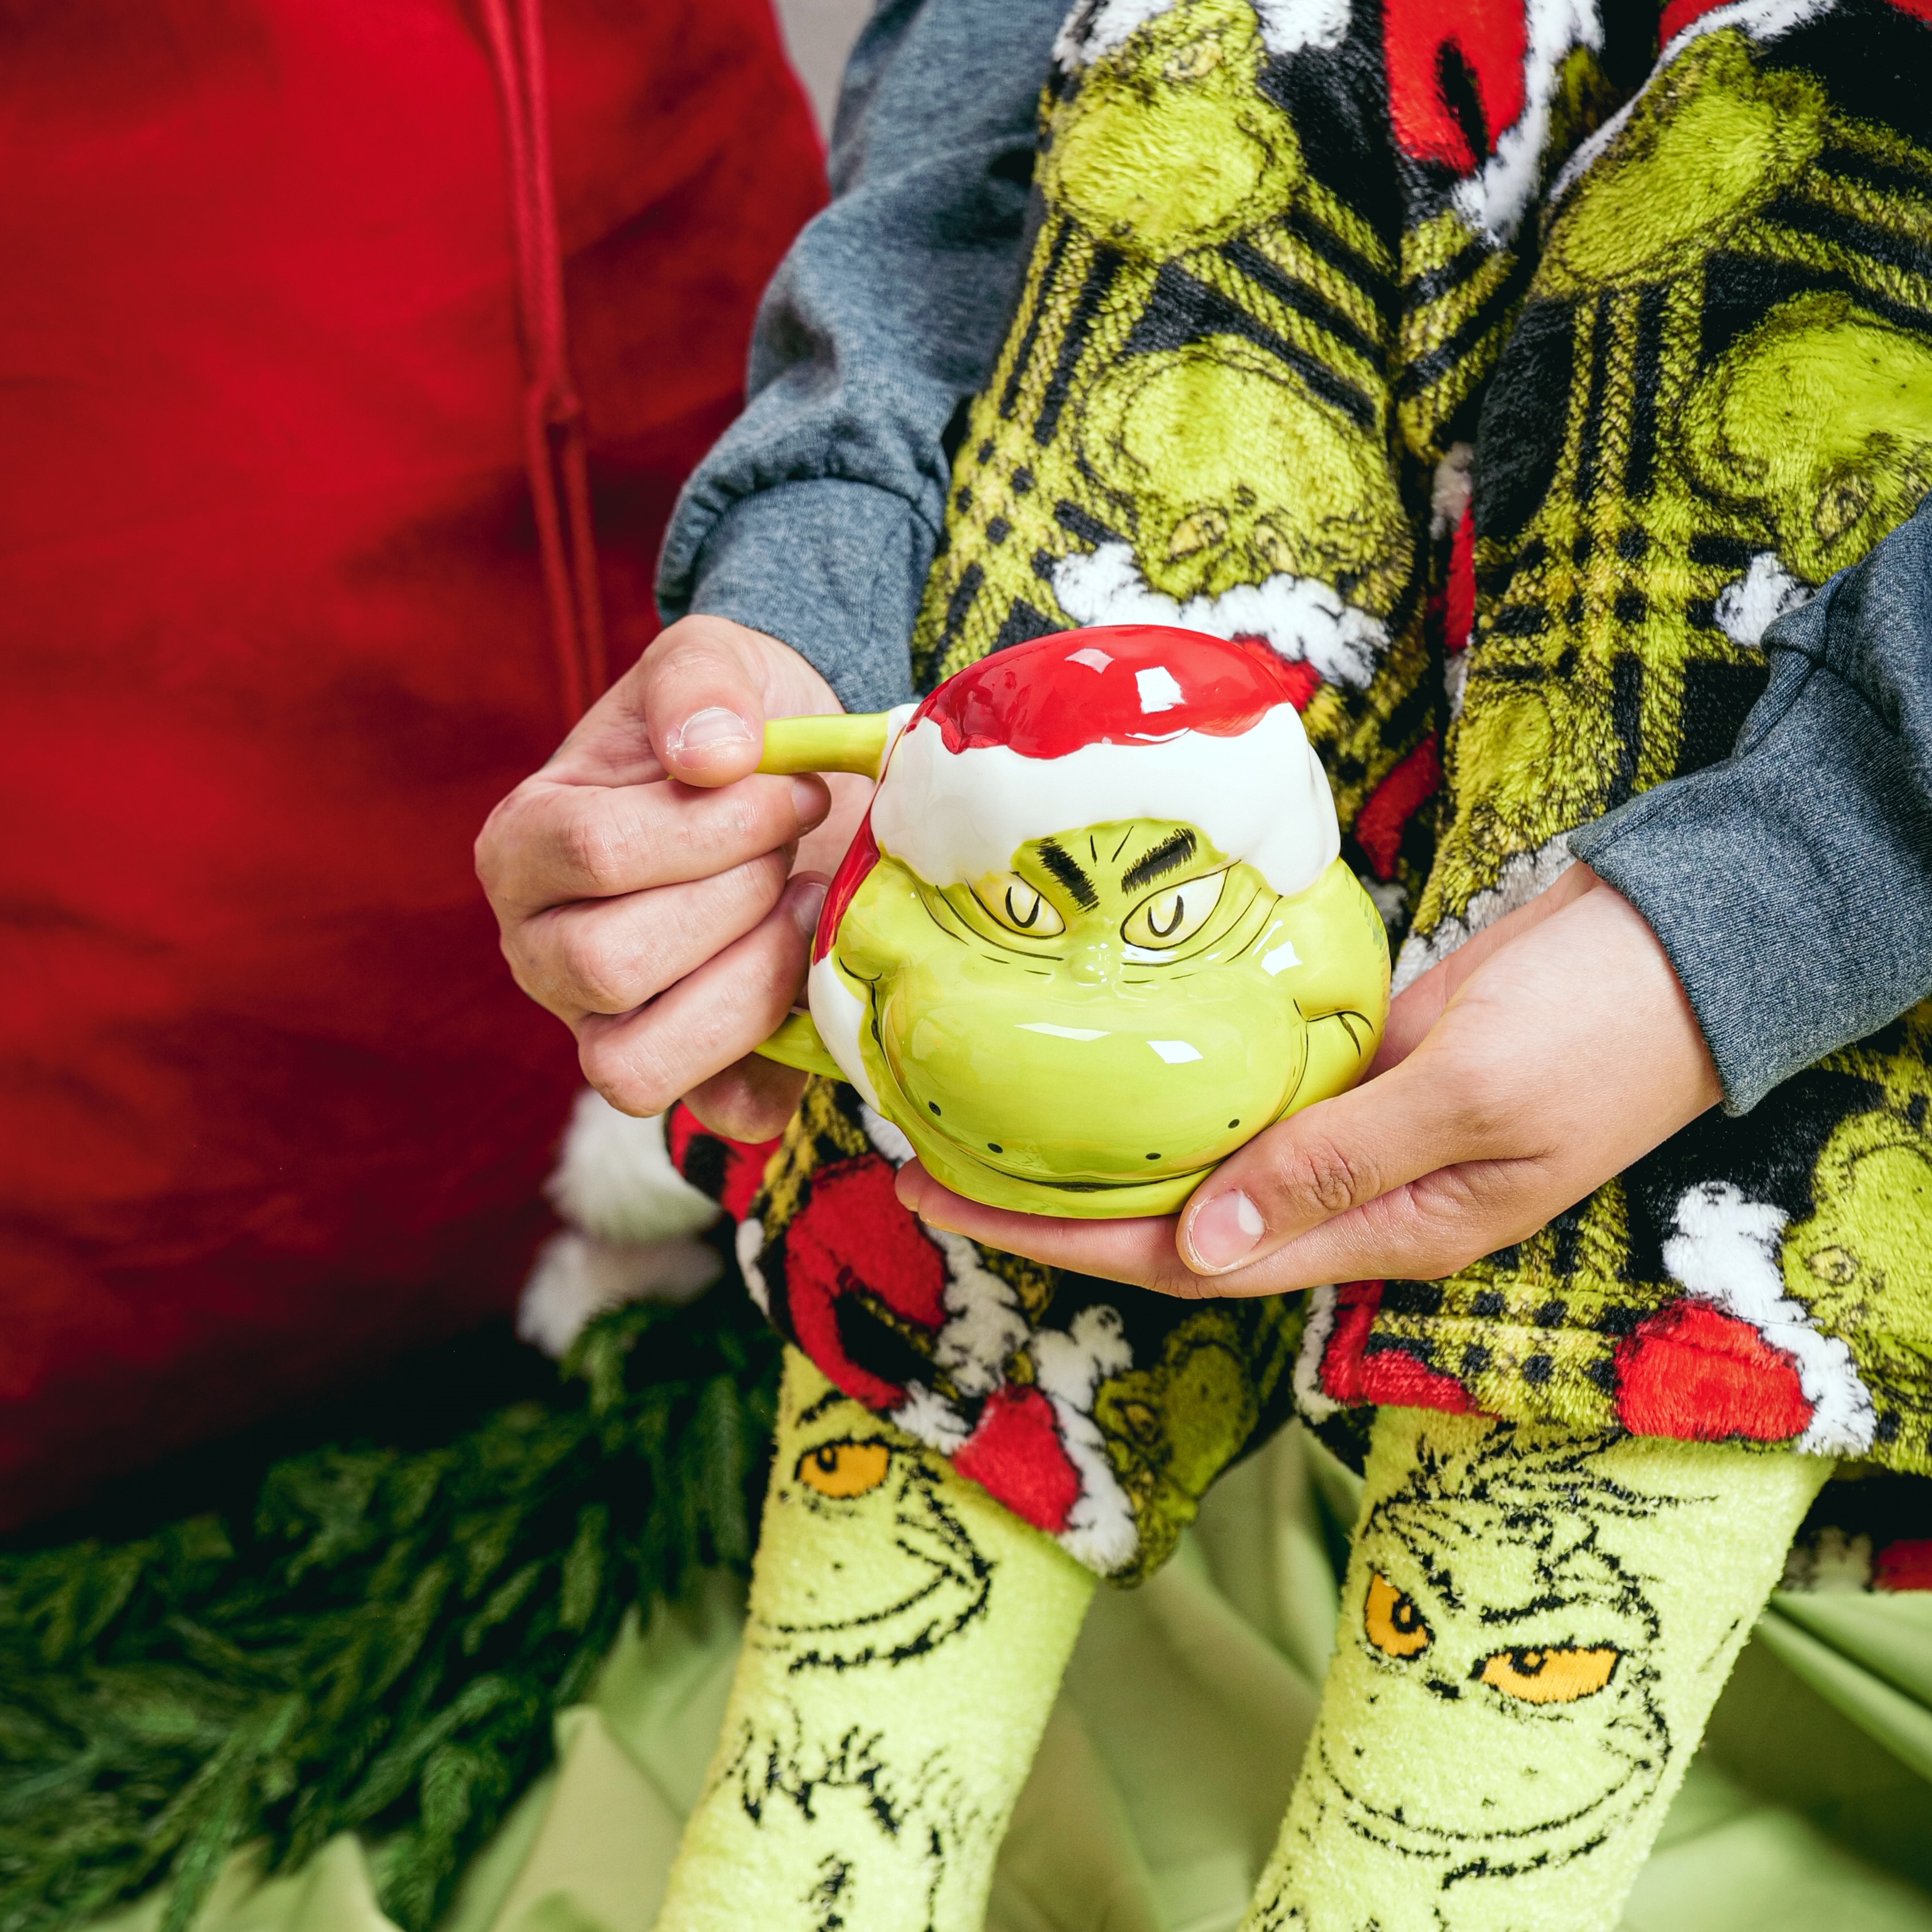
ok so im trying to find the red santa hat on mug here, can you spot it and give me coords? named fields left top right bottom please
left=806, top=625, right=1341, bottom=1107
left=867, top=624, right=1339, bottom=897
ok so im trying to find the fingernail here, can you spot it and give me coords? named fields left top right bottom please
left=790, top=774, right=830, bottom=827
left=789, top=878, right=827, bottom=938
left=1185, top=1190, right=1265, bottom=1273
left=667, top=706, right=755, bottom=757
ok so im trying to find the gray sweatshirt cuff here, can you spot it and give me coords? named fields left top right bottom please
left=1570, top=653, right=1932, bottom=1116
left=679, top=480, right=929, bottom=715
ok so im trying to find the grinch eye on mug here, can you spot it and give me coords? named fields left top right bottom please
left=973, top=875, right=1067, bottom=937
left=1123, top=869, right=1226, bottom=951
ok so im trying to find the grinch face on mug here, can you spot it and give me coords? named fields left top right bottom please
left=761, top=628, right=1390, bottom=1218
left=829, top=818, right=1379, bottom=1214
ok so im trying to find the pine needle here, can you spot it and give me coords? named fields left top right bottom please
left=0, top=1281, right=780, bottom=1932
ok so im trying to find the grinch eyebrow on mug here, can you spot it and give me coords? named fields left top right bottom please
left=747, top=625, right=1391, bottom=1220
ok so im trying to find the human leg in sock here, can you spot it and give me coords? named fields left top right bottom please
left=653, top=1347, right=1094, bottom=1932
left=1242, top=1407, right=1832, bottom=1932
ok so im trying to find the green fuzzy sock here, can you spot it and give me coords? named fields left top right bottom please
left=1242, top=1407, right=1832, bottom=1932
left=653, top=1347, right=1094, bottom=1932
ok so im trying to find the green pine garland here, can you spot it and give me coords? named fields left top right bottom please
left=0, top=1281, right=781, bottom=1932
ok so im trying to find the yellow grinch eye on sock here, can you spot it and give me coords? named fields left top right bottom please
left=796, top=1439, right=892, bottom=1499
left=1475, top=1644, right=1620, bottom=1704
left=1362, top=1572, right=1431, bottom=1658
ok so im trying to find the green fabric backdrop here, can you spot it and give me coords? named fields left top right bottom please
left=86, top=1426, right=1932, bottom=1932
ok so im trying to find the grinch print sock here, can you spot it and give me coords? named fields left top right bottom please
left=652, top=1347, right=1093, bottom=1932
left=1241, top=1407, right=1832, bottom=1932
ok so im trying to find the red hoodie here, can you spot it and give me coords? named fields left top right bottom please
left=0, top=0, right=825, bottom=1526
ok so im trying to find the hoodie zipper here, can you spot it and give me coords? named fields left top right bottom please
left=480, top=0, right=608, bottom=724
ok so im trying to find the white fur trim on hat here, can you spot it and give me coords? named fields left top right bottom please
left=868, top=704, right=1339, bottom=897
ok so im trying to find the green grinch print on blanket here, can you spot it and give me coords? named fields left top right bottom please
left=1414, top=27, right=1932, bottom=935
left=705, top=0, right=1932, bottom=1609
left=657, top=7, right=1932, bottom=1932
left=1348, top=19, right=1932, bottom=1470
left=728, top=0, right=1642, bottom=1586
left=916, top=0, right=1439, bottom=875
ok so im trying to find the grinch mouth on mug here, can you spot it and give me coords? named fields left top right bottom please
left=747, top=625, right=1391, bottom=1219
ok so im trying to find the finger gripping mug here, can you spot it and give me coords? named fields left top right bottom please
left=755, top=625, right=1390, bottom=1218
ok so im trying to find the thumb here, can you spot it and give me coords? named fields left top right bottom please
left=1177, top=1047, right=1499, bottom=1275
left=639, top=616, right=778, bottom=788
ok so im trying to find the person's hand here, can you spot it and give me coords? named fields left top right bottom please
left=893, top=867, right=1722, bottom=1295
left=476, top=615, right=871, bottom=1141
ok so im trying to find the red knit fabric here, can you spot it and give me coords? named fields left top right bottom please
left=1613, top=1302, right=1814, bottom=1442
left=953, top=1385, right=1082, bottom=1534
left=1318, top=1281, right=1478, bottom=1413
left=665, top=1107, right=781, bottom=1225
left=1317, top=1280, right=1385, bottom=1404
left=1357, top=1343, right=1477, bottom=1413
left=782, top=1157, right=951, bottom=1412
left=1354, top=733, right=1442, bottom=882
left=1382, top=0, right=1526, bottom=172
left=0, top=0, right=825, bottom=1528
left=1234, top=645, right=1322, bottom=712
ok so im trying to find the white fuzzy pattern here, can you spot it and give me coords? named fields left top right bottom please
left=1360, top=875, right=1408, bottom=929
left=1452, top=0, right=1603, bottom=246
left=1054, top=0, right=1347, bottom=69
left=1053, top=0, right=1170, bottom=67
left=543, top=1089, right=719, bottom=1246
left=1780, top=1525, right=1874, bottom=1593
left=1715, top=552, right=1813, bottom=649
left=1251, top=0, right=1350, bottom=55
left=1032, top=1306, right=1140, bottom=1573
left=1663, top=1181, right=1876, bottom=1456
left=891, top=1381, right=973, bottom=1455
left=517, top=1230, right=722, bottom=1358
left=1053, top=542, right=1387, bottom=691
left=928, top=1230, right=1034, bottom=1397
left=1294, top=1281, right=1342, bottom=1421
left=1391, top=832, right=1576, bottom=995
left=736, top=1216, right=771, bottom=1315
left=860, top=1104, right=917, bottom=1167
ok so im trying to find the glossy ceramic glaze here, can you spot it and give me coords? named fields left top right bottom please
left=755, top=626, right=1391, bottom=1217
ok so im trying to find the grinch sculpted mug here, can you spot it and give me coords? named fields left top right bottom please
left=753, top=625, right=1391, bottom=1218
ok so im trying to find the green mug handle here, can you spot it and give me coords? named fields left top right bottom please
left=747, top=712, right=898, bottom=1079
left=755, top=712, right=898, bottom=779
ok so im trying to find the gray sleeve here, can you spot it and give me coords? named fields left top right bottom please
left=1571, top=493, right=1932, bottom=1115
left=654, top=0, right=1069, bottom=714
